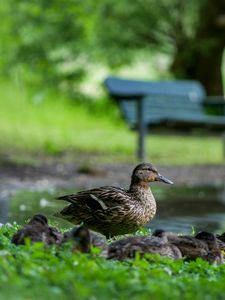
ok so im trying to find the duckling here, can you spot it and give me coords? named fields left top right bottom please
left=153, top=229, right=209, bottom=261
left=63, top=226, right=108, bottom=255
left=153, top=229, right=223, bottom=264
left=63, top=226, right=91, bottom=253
left=195, top=231, right=220, bottom=251
left=11, top=214, right=63, bottom=245
left=195, top=231, right=224, bottom=265
left=107, top=235, right=182, bottom=260
left=55, top=163, right=173, bottom=238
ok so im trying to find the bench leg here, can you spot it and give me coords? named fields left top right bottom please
left=137, top=98, right=146, bottom=161
left=223, top=132, right=225, bottom=159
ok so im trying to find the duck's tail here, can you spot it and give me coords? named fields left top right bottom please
left=56, top=195, right=76, bottom=205
left=53, top=211, right=62, bottom=218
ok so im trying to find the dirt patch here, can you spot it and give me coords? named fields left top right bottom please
left=0, top=157, right=225, bottom=195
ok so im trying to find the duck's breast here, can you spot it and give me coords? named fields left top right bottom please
left=128, top=189, right=157, bottom=226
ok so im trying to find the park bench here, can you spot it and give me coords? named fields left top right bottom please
left=104, top=76, right=225, bottom=160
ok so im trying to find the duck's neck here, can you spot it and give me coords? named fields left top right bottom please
left=129, top=178, right=150, bottom=193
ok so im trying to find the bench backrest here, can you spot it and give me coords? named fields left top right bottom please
left=104, top=76, right=207, bottom=126
left=104, top=76, right=206, bottom=100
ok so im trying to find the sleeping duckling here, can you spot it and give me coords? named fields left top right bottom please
left=107, top=234, right=182, bottom=260
left=195, top=231, right=224, bottom=265
left=63, top=226, right=91, bottom=253
left=55, top=163, right=173, bottom=238
left=154, top=229, right=223, bottom=264
left=11, top=214, right=63, bottom=245
left=153, top=229, right=208, bottom=261
left=63, top=226, right=108, bottom=255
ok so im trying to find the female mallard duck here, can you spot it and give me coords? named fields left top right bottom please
left=55, top=163, right=173, bottom=238
left=11, top=214, right=63, bottom=245
left=107, top=235, right=182, bottom=260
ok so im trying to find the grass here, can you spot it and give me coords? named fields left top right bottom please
left=1, top=224, right=225, bottom=300
left=0, top=78, right=224, bottom=165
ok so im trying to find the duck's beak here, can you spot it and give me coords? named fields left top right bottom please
left=156, top=174, right=174, bottom=184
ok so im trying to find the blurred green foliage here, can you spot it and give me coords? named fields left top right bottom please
left=94, top=0, right=203, bottom=67
left=0, top=0, right=211, bottom=93
left=1, top=0, right=224, bottom=97
left=0, top=0, right=95, bottom=93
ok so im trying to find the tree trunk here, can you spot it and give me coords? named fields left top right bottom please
left=171, top=0, right=225, bottom=96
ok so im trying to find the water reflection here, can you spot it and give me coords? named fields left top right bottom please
left=0, top=191, right=9, bottom=224
left=1, top=186, right=225, bottom=234
left=150, top=185, right=225, bottom=234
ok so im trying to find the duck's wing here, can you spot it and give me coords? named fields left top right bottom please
left=57, top=186, right=129, bottom=211
left=168, top=236, right=209, bottom=260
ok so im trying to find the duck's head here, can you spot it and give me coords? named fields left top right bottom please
left=28, top=214, right=48, bottom=226
left=195, top=231, right=217, bottom=250
left=152, top=229, right=167, bottom=237
left=131, top=163, right=173, bottom=185
left=69, top=226, right=91, bottom=253
left=195, top=231, right=216, bottom=242
left=152, top=229, right=177, bottom=240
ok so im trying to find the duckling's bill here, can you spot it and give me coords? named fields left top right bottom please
left=156, top=174, right=174, bottom=184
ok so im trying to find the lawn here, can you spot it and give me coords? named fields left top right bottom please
left=0, top=78, right=224, bottom=165
left=1, top=224, right=225, bottom=300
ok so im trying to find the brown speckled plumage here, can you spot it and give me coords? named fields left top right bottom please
left=55, top=163, right=173, bottom=238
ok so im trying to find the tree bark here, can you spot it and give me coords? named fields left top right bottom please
left=171, top=0, right=225, bottom=96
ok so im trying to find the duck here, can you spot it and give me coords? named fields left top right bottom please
left=63, top=226, right=108, bottom=255
left=153, top=229, right=208, bottom=260
left=11, top=214, right=63, bottom=245
left=195, top=231, right=224, bottom=264
left=107, top=234, right=182, bottom=260
left=55, top=163, right=173, bottom=238
left=153, top=229, right=223, bottom=264
left=62, top=226, right=91, bottom=253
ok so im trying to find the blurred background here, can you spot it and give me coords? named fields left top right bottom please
left=0, top=0, right=225, bottom=233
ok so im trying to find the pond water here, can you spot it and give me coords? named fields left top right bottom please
left=1, top=185, right=225, bottom=234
